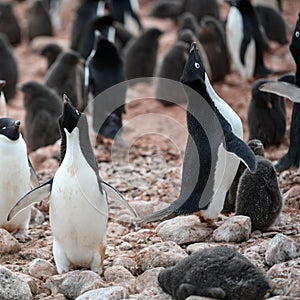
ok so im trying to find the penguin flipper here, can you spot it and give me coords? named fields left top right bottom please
left=225, top=133, right=257, bottom=173
left=28, top=159, right=40, bottom=189
left=137, top=206, right=178, bottom=224
left=101, top=180, right=138, bottom=218
left=260, top=81, right=300, bottom=103
left=7, top=179, right=52, bottom=222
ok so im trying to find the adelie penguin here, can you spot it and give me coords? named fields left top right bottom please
left=259, top=14, right=300, bottom=172
left=8, top=96, right=137, bottom=273
left=225, top=0, right=271, bottom=81
left=0, top=2, right=21, bottom=46
left=45, top=50, right=85, bottom=111
left=0, top=33, right=18, bottom=101
left=19, top=81, right=62, bottom=152
left=86, top=32, right=126, bottom=141
left=139, top=43, right=257, bottom=224
left=0, top=118, right=39, bottom=241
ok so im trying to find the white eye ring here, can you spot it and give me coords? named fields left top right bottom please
left=194, top=62, right=200, bottom=69
left=75, top=109, right=80, bottom=115
left=296, top=31, right=300, bottom=38
left=1, top=126, right=6, bottom=130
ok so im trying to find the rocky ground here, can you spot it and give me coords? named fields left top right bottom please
left=1, top=0, right=300, bottom=299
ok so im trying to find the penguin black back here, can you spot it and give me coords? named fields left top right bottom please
left=40, top=43, right=63, bottom=69
left=0, top=33, right=18, bottom=101
left=0, top=2, right=21, bottom=46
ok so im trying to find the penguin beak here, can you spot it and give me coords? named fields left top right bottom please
left=14, top=120, right=21, bottom=128
left=189, top=42, right=197, bottom=54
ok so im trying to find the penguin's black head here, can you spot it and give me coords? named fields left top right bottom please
left=59, top=95, right=81, bottom=134
left=40, top=43, right=63, bottom=59
left=59, top=50, right=82, bottom=66
left=181, top=42, right=206, bottom=90
left=0, top=118, right=20, bottom=141
left=0, top=80, right=6, bottom=92
left=290, top=13, right=300, bottom=66
left=248, top=139, right=265, bottom=157
left=18, top=81, right=48, bottom=98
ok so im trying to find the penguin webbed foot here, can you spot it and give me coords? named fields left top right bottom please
left=13, top=229, right=31, bottom=243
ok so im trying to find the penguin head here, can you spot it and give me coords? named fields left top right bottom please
left=247, top=139, right=265, bottom=157
left=290, top=14, right=300, bottom=65
left=59, top=95, right=81, bottom=134
left=181, top=42, right=206, bottom=91
left=58, top=50, right=82, bottom=66
left=0, top=118, right=20, bottom=141
left=40, top=43, right=63, bottom=60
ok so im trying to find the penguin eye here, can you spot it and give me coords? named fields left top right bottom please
left=1, top=126, right=6, bottom=130
left=296, top=31, right=300, bottom=38
left=194, top=62, right=200, bottom=69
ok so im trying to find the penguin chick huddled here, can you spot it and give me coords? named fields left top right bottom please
left=27, top=0, right=53, bottom=41
left=124, top=28, right=162, bottom=84
left=0, top=118, right=32, bottom=241
left=158, top=246, right=270, bottom=300
left=19, top=81, right=62, bottom=151
left=0, top=2, right=21, bottom=46
left=40, top=43, right=63, bottom=69
left=236, top=155, right=282, bottom=231
left=86, top=32, right=126, bottom=141
left=45, top=50, right=85, bottom=111
left=248, top=78, right=286, bottom=147
left=0, top=33, right=18, bottom=101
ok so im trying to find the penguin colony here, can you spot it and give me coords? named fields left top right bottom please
left=0, top=0, right=298, bottom=298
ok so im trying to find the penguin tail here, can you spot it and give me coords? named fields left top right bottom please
left=137, top=206, right=178, bottom=224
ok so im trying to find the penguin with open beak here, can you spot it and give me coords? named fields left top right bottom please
left=8, top=95, right=137, bottom=274
left=139, top=43, right=256, bottom=224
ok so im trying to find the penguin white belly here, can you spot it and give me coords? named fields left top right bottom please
left=226, top=7, right=247, bottom=80
left=0, top=135, right=31, bottom=232
left=50, top=131, right=108, bottom=273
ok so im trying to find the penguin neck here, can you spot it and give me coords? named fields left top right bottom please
left=0, top=134, right=26, bottom=154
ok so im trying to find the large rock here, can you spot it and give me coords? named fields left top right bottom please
left=0, top=266, right=32, bottom=300
left=156, top=216, right=212, bottom=245
left=136, top=241, right=188, bottom=271
left=265, top=234, right=299, bottom=266
left=212, top=216, right=251, bottom=242
left=267, top=258, right=300, bottom=296
left=0, top=229, right=21, bottom=255
left=29, top=258, right=57, bottom=279
left=75, top=286, right=128, bottom=300
left=112, top=256, right=138, bottom=275
left=45, top=270, right=106, bottom=299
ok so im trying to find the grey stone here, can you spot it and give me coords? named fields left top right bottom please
left=186, top=297, right=217, bottom=300
left=29, top=258, right=57, bottom=279
left=212, top=215, right=251, bottom=242
left=75, top=286, right=128, bottom=300
left=45, top=270, right=106, bottom=299
left=136, top=241, right=188, bottom=271
left=0, top=265, right=32, bottom=300
left=16, top=273, right=38, bottom=295
left=135, top=267, right=164, bottom=294
left=268, top=297, right=300, bottom=300
left=0, top=229, right=21, bottom=255
left=112, top=256, right=138, bottom=275
left=156, top=216, right=212, bottom=245
left=186, top=243, right=220, bottom=254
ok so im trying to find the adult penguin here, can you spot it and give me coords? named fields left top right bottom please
left=8, top=96, right=137, bottom=274
left=139, top=43, right=256, bottom=223
left=225, top=0, right=271, bottom=81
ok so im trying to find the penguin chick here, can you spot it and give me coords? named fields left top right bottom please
left=8, top=96, right=137, bottom=273
left=27, top=0, right=53, bottom=41
left=0, top=33, right=18, bottom=101
left=155, top=41, right=189, bottom=106
left=248, top=78, right=286, bottom=147
left=198, top=16, right=231, bottom=82
left=222, top=139, right=264, bottom=215
left=0, top=80, right=7, bottom=117
left=158, top=246, right=270, bottom=300
left=40, top=43, right=63, bottom=69
left=236, top=155, right=282, bottom=231
left=19, top=81, right=62, bottom=152
left=148, top=0, right=182, bottom=20
left=45, top=50, right=85, bottom=111
left=0, top=2, right=21, bottom=46
left=124, top=28, right=162, bottom=83
left=177, top=12, right=199, bottom=34
left=86, top=32, right=126, bottom=141
left=0, top=118, right=32, bottom=241
left=225, top=0, right=271, bottom=81
left=139, top=43, right=256, bottom=223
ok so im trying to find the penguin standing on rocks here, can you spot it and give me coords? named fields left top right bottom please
left=45, top=50, right=85, bottom=111
left=86, top=32, right=126, bottom=141
left=40, top=43, right=63, bottom=69
left=19, top=81, right=62, bottom=151
left=0, top=33, right=18, bottom=101
left=247, top=78, right=286, bottom=147
left=0, top=118, right=37, bottom=241
left=27, top=0, right=53, bottom=41
left=139, top=43, right=256, bottom=223
left=236, top=154, right=282, bottom=231
left=222, top=139, right=264, bottom=214
left=259, top=14, right=300, bottom=172
left=225, top=0, right=270, bottom=81
left=8, top=96, right=137, bottom=274
left=0, top=2, right=21, bottom=46
left=124, top=28, right=162, bottom=82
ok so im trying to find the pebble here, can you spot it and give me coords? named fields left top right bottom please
left=29, top=258, right=57, bottom=279
left=75, top=286, right=128, bottom=300
left=0, top=229, right=21, bottom=255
